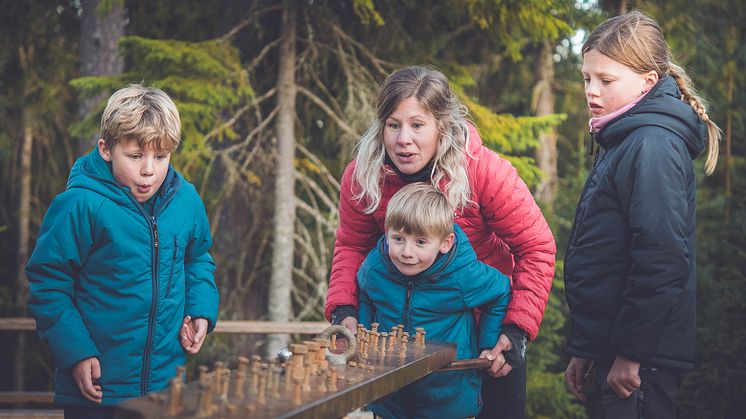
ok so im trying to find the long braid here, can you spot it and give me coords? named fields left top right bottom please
left=669, top=64, right=721, bottom=175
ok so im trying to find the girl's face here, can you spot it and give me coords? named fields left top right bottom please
left=382, top=96, right=440, bottom=174
left=582, top=49, right=658, bottom=118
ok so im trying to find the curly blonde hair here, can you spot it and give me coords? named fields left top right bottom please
left=353, top=66, right=471, bottom=213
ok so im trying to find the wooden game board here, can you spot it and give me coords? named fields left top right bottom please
left=115, top=339, right=456, bottom=418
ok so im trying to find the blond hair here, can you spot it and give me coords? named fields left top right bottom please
left=583, top=10, right=720, bottom=175
left=100, top=84, right=181, bottom=152
left=353, top=66, right=471, bottom=213
left=385, top=183, right=454, bottom=239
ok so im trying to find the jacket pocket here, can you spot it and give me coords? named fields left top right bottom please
left=164, top=237, right=179, bottom=300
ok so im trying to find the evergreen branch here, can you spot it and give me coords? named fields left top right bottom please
left=296, top=85, right=358, bottom=138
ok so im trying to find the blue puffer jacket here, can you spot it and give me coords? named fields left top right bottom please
left=27, top=148, right=219, bottom=406
left=358, top=225, right=510, bottom=419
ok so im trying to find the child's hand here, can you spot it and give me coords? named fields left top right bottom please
left=180, top=315, right=208, bottom=354
left=565, top=356, right=594, bottom=402
left=72, top=357, right=102, bottom=403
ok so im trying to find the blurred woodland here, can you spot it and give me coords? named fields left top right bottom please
left=0, top=0, right=744, bottom=417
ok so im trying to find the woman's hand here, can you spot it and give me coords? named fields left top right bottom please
left=565, top=356, right=594, bottom=401
left=480, top=334, right=513, bottom=377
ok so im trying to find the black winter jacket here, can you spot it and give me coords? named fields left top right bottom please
left=564, top=76, right=706, bottom=371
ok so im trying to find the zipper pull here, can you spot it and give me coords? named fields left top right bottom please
left=152, top=217, right=159, bottom=248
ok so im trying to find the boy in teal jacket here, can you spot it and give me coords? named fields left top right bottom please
left=26, top=85, right=219, bottom=418
left=357, top=183, right=511, bottom=419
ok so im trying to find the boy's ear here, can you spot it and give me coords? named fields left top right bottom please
left=97, top=139, right=112, bottom=162
left=439, top=233, right=455, bottom=254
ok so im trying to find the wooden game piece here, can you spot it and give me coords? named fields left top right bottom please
left=213, top=361, right=224, bottom=393
left=234, top=357, right=249, bottom=399
left=198, top=365, right=208, bottom=381
left=380, top=332, right=388, bottom=352
left=302, top=340, right=321, bottom=375
left=331, top=333, right=337, bottom=351
left=421, top=330, right=426, bottom=345
left=302, top=361, right=312, bottom=391
left=284, top=361, right=294, bottom=386
left=271, top=364, right=281, bottom=398
left=220, top=368, right=231, bottom=401
left=293, top=373, right=303, bottom=405
left=257, top=364, right=268, bottom=405
left=371, top=322, right=379, bottom=333
left=250, top=355, right=261, bottom=392
left=196, top=372, right=214, bottom=418
left=328, top=368, right=338, bottom=392
left=318, top=369, right=328, bottom=392
left=168, top=373, right=184, bottom=416
left=315, top=338, right=330, bottom=366
left=391, top=326, right=398, bottom=343
left=176, top=365, right=186, bottom=380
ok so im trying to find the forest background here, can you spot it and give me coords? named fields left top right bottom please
left=0, top=0, right=744, bottom=417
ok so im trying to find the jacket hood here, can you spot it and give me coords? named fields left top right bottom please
left=597, top=76, right=707, bottom=159
left=378, top=224, right=472, bottom=283
left=68, top=148, right=178, bottom=208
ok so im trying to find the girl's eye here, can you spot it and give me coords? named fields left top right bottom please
left=602, top=79, right=612, bottom=85
left=387, top=122, right=400, bottom=129
left=416, top=239, right=427, bottom=246
left=583, top=77, right=590, bottom=83
left=412, top=122, right=424, bottom=129
left=156, top=154, right=167, bottom=160
left=392, top=236, right=404, bottom=243
left=129, top=154, right=142, bottom=160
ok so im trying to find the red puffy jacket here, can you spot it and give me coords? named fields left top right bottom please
left=325, top=125, right=556, bottom=340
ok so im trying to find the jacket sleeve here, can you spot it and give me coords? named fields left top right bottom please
left=471, top=127, right=556, bottom=341
left=459, top=258, right=511, bottom=350
left=184, top=193, right=219, bottom=333
left=325, top=162, right=381, bottom=321
left=610, top=134, right=691, bottom=361
left=357, top=264, right=374, bottom=328
left=26, top=193, right=101, bottom=370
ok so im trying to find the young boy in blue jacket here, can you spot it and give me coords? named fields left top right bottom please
left=357, top=183, right=511, bottom=419
left=26, top=85, right=219, bottom=418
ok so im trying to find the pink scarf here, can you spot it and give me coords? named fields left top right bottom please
left=589, top=91, right=649, bottom=133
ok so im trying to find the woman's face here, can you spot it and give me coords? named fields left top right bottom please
left=582, top=49, right=657, bottom=118
left=382, top=96, right=440, bottom=174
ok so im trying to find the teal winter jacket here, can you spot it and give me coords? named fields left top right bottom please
left=358, top=225, right=510, bottom=419
left=27, top=149, right=219, bottom=407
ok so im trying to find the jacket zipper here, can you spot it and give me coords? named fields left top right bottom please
left=164, top=238, right=178, bottom=300
left=403, top=281, right=414, bottom=330
left=141, top=215, right=159, bottom=395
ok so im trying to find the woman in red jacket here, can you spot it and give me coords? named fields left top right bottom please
left=325, top=66, right=555, bottom=418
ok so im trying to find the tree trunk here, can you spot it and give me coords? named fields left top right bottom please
left=77, top=0, right=125, bottom=155
left=533, top=40, right=558, bottom=212
left=13, top=110, right=33, bottom=390
left=267, top=3, right=297, bottom=358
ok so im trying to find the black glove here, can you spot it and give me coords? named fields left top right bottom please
left=330, top=305, right=357, bottom=325
left=502, top=324, right=528, bottom=367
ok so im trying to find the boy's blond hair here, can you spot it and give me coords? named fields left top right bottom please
left=100, top=84, right=181, bottom=152
left=385, top=183, right=454, bottom=239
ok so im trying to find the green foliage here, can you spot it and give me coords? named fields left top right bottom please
left=458, top=84, right=566, bottom=188
left=351, top=0, right=384, bottom=26
left=70, top=36, right=253, bottom=179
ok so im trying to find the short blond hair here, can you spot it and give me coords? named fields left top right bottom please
left=385, top=183, right=454, bottom=239
left=100, top=84, right=181, bottom=152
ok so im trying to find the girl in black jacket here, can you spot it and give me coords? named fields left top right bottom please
left=563, top=11, right=720, bottom=419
